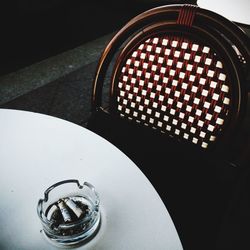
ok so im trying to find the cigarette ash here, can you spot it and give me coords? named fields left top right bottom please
left=45, top=196, right=91, bottom=235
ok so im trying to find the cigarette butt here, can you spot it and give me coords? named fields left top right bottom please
left=64, top=198, right=83, bottom=218
left=57, top=200, right=72, bottom=222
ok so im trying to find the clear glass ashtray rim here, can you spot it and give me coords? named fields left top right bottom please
left=42, top=210, right=102, bottom=248
left=37, top=179, right=101, bottom=237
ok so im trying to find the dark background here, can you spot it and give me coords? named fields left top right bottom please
left=0, top=0, right=199, bottom=127
left=0, top=0, right=190, bottom=77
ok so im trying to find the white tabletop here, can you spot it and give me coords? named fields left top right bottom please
left=0, top=109, right=183, bottom=250
left=198, top=0, right=250, bottom=25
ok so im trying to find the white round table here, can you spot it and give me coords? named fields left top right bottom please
left=198, top=0, right=250, bottom=25
left=0, top=109, right=183, bottom=250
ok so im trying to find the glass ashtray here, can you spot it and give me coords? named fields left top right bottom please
left=37, top=179, right=101, bottom=248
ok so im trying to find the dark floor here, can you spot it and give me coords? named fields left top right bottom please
left=1, top=64, right=92, bottom=125
left=0, top=60, right=106, bottom=126
left=0, top=31, right=116, bottom=126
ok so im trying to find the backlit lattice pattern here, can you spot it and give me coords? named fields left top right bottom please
left=116, top=35, right=231, bottom=148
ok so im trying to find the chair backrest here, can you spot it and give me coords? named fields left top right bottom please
left=91, top=4, right=250, bottom=152
left=88, top=7, right=250, bottom=248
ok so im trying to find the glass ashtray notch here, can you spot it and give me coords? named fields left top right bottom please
left=37, top=179, right=101, bottom=248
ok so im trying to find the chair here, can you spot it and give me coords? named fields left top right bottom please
left=87, top=3, right=250, bottom=250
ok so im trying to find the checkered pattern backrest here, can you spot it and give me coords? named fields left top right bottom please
left=115, top=35, right=231, bottom=149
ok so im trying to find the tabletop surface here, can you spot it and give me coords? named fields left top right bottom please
left=0, top=109, right=183, bottom=250
left=198, top=0, right=250, bottom=25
